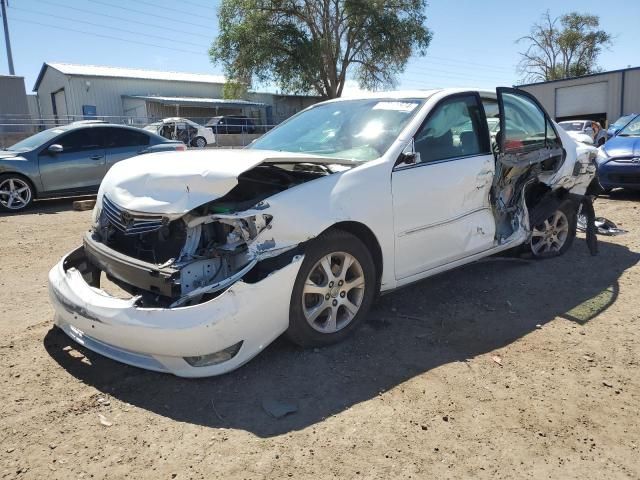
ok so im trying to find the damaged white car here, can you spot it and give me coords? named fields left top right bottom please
left=49, top=88, right=597, bottom=377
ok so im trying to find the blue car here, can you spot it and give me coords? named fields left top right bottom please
left=606, top=113, right=639, bottom=140
left=597, top=115, right=640, bottom=192
left=0, top=122, right=185, bottom=212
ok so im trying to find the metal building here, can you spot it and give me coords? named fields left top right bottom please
left=518, top=66, right=640, bottom=126
left=32, top=62, right=319, bottom=127
left=0, top=75, right=33, bottom=146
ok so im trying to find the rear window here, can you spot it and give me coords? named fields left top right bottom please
left=558, top=122, right=585, bottom=132
left=105, top=128, right=150, bottom=148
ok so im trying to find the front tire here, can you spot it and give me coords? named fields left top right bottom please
left=529, top=200, right=577, bottom=258
left=287, top=230, right=376, bottom=347
left=0, top=174, right=34, bottom=213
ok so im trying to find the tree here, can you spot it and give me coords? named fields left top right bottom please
left=210, top=0, right=432, bottom=99
left=517, top=11, right=612, bottom=83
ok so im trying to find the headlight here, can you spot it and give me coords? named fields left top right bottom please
left=595, top=148, right=609, bottom=165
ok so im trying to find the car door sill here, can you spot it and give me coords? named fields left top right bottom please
left=390, top=234, right=526, bottom=291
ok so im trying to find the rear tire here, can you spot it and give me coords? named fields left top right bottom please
left=193, top=136, right=207, bottom=148
left=0, top=174, right=34, bottom=213
left=287, top=230, right=376, bottom=348
left=528, top=200, right=577, bottom=258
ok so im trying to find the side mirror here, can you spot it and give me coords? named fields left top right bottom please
left=394, top=140, right=421, bottom=169
left=48, top=144, right=63, bottom=155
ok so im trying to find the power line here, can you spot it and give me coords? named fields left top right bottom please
left=11, top=6, right=209, bottom=49
left=133, top=0, right=217, bottom=21
left=401, top=66, right=511, bottom=82
left=87, top=0, right=214, bottom=30
left=10, top=17, right=209, bottom=57
left=420, top=55, right=514, bottom=72
left=30, top=0, right=213, bottom=40
left=181, top=0, right=219, bottom=9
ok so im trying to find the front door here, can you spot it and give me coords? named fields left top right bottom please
left=392, top=93, right=496, bottom=280
left=38, top=128, right=106, bottom=193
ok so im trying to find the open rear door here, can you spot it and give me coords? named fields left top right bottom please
left=496, top=87, right=564, bottom=170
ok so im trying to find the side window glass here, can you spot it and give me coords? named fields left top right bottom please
left=414, top=95, right=489, bottom=164
left=106, top=128, right=150, bottom=148
left=501, top=92, right=547, bottom=154
left=56, top=129, right=103, bottom=153
left=546, top=118, right=560, bottom=147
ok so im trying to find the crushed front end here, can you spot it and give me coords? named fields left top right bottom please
left=47, top=156, right=340, bottom=376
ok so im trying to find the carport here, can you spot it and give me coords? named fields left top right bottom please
left=122, top=95, right=267, bottom=126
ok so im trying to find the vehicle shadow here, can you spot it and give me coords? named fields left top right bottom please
left=0, top=196, right=95, bottom=217
left=43, top=237, right=640, bottom=438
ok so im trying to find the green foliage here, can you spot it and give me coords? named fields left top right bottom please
left=517, top=11, right=612, bottom=83
left=210, top=0, right=432, bottom=98
left=222, top=80, right=249, bottom=99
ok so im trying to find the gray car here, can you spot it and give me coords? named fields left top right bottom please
left=0, top=122, right=185, bottom=212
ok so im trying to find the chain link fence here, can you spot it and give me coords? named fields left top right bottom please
left=0, top=114, right=277, bottom=149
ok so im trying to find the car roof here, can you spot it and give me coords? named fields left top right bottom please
left=57, top=122, right=145, bottom=132
left=323, top=88, right=500, bottom=103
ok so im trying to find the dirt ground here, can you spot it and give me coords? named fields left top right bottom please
left=1, top=193, right=639, bottom=480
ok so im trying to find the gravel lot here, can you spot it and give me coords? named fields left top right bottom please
left=1, top=193, right=639, bottom=479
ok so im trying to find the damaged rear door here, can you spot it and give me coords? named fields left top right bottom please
left=496, top=87, right=564, bottom=170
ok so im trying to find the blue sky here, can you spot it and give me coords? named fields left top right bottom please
left=1, top=0, right=638, bottom=93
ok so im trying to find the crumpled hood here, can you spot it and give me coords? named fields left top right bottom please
left=603, top=136, right=640, bottom=158
left=100, top=149, right=344, bottom=215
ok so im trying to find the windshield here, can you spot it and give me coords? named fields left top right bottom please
left=618, top=117, right=640, bottom=136
left=611, top=114, right=637, bottom=129
left=558, top=121, right=585, bottom=132
left=249, top=98, right=426, bottom=162
left=8, top=127, right=66, bottom=152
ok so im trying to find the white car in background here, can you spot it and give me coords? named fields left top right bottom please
left=144, top=117, right=216, bottom=148
left=558, top=120, right=606, bottom=146
left=49, top=88, right=597, bottom=377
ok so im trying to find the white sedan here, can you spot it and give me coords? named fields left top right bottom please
left=49, top=88, right=597, bottom=377
left=144, top=117, right=216, bottom=148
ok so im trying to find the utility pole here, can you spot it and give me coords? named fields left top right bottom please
left=1, top=0, right=15, bottom=75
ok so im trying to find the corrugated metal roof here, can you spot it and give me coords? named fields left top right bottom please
left=516, top=66, right=640, bottom=88
left=124, top=95, right=266, bottom=107
left=34, top=62, right=226, bottom=90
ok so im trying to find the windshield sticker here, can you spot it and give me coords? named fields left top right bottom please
left=372, top=102, right=418, bottom=113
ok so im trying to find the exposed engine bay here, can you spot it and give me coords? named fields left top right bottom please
left=89, top=162, right=334, bottom=307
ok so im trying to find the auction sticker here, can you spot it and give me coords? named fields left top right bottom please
left=372, top=102, right=418, bottom=113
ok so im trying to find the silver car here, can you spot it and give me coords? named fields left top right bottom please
left=0, top=122, right=185, bottom=212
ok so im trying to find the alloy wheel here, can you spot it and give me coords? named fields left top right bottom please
left=0, top=177, right=32, bottom=211
left=302, top=251, right=366, bottom=333
left=531, top=210, right=569, bottom=256
left=195, top=137, right=207, bottom=148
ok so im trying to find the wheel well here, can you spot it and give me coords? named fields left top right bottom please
left=327, top=221, right=383, bottom=294
left=0, top=172, right=38, bottom=197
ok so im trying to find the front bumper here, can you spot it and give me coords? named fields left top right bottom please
left=598, top=161, right=640, bottom=189
left=48, top=247, right=303, bottom=377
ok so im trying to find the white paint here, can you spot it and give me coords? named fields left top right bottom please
left=49, top=88, right=596, bottom=377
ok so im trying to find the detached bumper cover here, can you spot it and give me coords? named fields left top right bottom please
left=49, top=247, right=302, bottom=377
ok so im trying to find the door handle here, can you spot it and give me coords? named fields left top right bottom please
left=90, top=155, right=104, bottom=160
